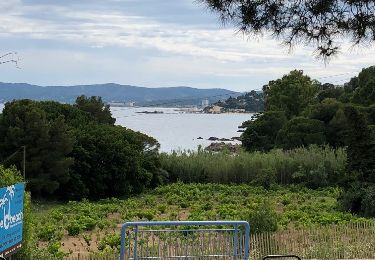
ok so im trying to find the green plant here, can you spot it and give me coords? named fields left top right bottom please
left=83, top=234, right=92, bottom=246
left=247, top=201, right=278, bottom=233
left=98, top=234, right=121, bottom=251
left=66, top=220, right=81, bottom=236
left=157, top=204, right=167, bottom=213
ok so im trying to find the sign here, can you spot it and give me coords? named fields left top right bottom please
left=0, top=183, right=24, bottom=258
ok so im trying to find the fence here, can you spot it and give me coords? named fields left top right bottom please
left=120, top=221, right=250, bottom=260
left=249, top=222, right=375, bottom=259
left=64, top=222, right=375, bottom=260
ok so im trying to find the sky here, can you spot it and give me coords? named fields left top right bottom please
left=0, top=0, right=374, bottom=92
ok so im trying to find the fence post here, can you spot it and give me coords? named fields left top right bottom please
left=133, top=225, right=138, bottom=260
left=233, top=224, right=238, bottom=260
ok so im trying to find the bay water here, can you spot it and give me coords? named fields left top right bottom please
left=0, top=104, right=252, bottom=152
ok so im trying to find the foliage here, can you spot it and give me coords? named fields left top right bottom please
left=247, top=201, right=278, bottom=233
left=160, top=146, right=347, bottom=188
left=98, top=234, right=121, bottom=251
left=38, top=101, right=93, bottom=128
left=75, top=95, right=116, bottom=125
left=276, top=117, right=326, bottom=150
left=263, top=70, right=320, bottom=119
left=240, top=66, right=375, bottom=152
left=205, top=90, right=264, bottom=112
left=307, top=98, right=349, bottom=147
left=344, top=105, right=375, bottom=180
left=339, top=105, right=375, bottom=217
left=198, top=0, right=375, bottom=59
left=316, top=86, right=345, bottom=103
left=0, top=100, right=74, bottom=196
left=0, top=99, right=162, bottom=200
left=62, top=124, right=161, bottom=200
left=351, top=66, right=375, bottom=106
left=340, top=182, right=375, bottom=217
left=241, top=111, right=287, bottom=152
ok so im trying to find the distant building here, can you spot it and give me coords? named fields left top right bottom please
left=108, top=102, right=125, bottom=107
left=125, top=102, right=135, bottom=107
left=207, top=105, right=223, bottom=114
left=228, top=108, right=246, bottom=113
left=201, top=99, right=209, bottom=108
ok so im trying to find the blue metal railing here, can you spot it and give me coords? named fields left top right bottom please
left=120, top=221, right=250, bottom=260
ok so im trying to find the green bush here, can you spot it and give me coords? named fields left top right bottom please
left=79, top=216, right=97, bottom=231
left=66, top=220, right=81, bottom=236
left=340, top=182, right=375, bottom=217
left=247, top=201, right=278, bottom=233
left=98, top=234, right=121, bottom=251
left=37, top=224, right=59, bottom=241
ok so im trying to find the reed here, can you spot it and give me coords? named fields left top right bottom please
left=160, top=145, right=347, bottom=188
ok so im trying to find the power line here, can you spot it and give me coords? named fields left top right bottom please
left=315, top=71, right=358, bottom=80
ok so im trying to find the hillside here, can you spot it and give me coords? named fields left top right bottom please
left=0, top=82, right=240, bottom=106
left=204, top=90, right=264, bottom=113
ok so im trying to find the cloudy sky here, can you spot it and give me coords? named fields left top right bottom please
left=1, top=0, right=374, bottom=92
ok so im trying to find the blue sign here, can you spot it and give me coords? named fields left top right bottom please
left=0, top=183, right=24, bottom=258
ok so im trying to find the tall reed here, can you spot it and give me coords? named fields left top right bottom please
left=160, top=145, right=347, bottom=188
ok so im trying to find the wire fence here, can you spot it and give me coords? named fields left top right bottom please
left=64, top=222, right=375, bottom=260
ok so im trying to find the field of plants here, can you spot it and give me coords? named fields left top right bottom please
left=31, top=183, right=373, bottom=259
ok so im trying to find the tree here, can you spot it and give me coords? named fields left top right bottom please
left=241, top=111, right=287, bottom=151
left=344, top=105, right=375, bottom=180
left=316, top=87, right=345, bottom=103
left=339, top=105, right=375, bottom=217
left=38, top=101, right=94, bottom=128
left=75, top=95, right=115, bottom=125
left=199, top=0, right=375, bottom=59
left=351, top=66, right=375, bottom=106
left=61, top=124, right=161, bottom=200
left=0, top=100, right=74, bottom=196
left=263, top=70, right=320, bottom=119
left=276, top=117, right=326, bottom=150
left=307, top=98, right=350, bottom=147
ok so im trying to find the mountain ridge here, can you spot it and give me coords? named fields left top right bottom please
left=0, top=82, right=241, bottom=106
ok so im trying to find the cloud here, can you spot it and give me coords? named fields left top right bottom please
left=0, top=1, right=297, bottom=62
left=0, top=0, right=374, bottom=90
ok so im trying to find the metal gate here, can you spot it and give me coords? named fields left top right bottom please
left=120, top=221, right=250, bottom=260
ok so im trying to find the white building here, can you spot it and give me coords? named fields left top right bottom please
left=201, top=99, right=209, bottom=108
left=125, top=102, right=135, bottom=107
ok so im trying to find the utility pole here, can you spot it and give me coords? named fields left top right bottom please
left=22, top=146, right=26, bottom=180
left=1, top=146, right=26, bottom=180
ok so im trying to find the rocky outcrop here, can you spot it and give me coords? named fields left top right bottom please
left=204, top=142, right=241, bottom=153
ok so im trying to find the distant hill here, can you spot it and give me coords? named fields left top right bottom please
left=0, top=82, right=241, bottom=106
left=204, top=90, right=264, bottom=113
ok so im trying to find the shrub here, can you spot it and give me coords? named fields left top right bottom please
left=247, top=202, right=278, bottom=233
left=98, top=234, right=121, bottom=251
left=340, top=182, right=375, bottom=217
left=79, top=216, right=97, bottom=231
left=66, top=220, right=81, bottom=236
left=157, top=204, right=167, bottom=213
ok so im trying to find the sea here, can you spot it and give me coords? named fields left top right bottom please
left=0, top=104, right=253, bottom=153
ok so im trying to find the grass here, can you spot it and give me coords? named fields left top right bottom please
left=31, top=183, right=371, bottom=258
